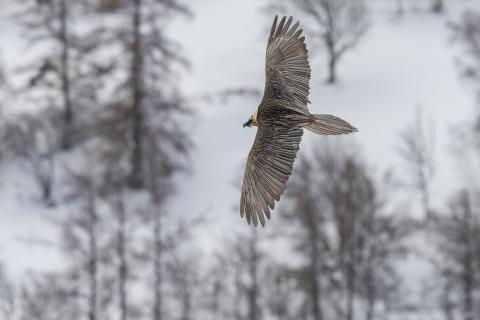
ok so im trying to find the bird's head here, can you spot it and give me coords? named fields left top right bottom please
left=243, top=109, right=258, bottom=128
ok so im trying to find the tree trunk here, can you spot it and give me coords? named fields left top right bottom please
left=441, top=283, right=454, bottom=320
left=233, top=269, right=243, bottom=320
left=180, top=288, right=192, bottom=320
left=248, top=229, right=259, bottom=320
left=87, top=187, right=98, bottom=320
left=431, top=0, right=443, bottom=13
left=59, top=0, right=73, bottom=150
left=346, top=206, right=357, bottom=320
left=153, top=205, right=162, bottom=320
left=396, top=0, right=404, bottom=16
left=310, top=230, right=323, bottom=320
left=365, top=254, right=376, bottom=320
left=116, top=193, right=128, bottom=320
left=129, top=0, right=144, bottom=189
left=463, top=199, right=473, bottom=320
left=42, top=179, right=52, bottom=203
left=421, top=186, right=431, bottom=221
left=327, top=48, right=337, bottom=84
left=365, top=211, right=376, bottom=320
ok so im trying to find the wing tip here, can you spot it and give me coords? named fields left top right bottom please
left=270, top=15, right=279, bottom=41
left=271, top=15, right=301, bottom=41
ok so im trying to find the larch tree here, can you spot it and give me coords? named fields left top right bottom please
left=164, top=221, right=204, bottom=320
left=321, top=147, right=411, bottom=320
left=142, top=111, right=191, bottom=320
left=88, top=1, right=194, bottom=316
left=19, top=272, right=80, bottom=320
left=201, top=252, right=234, bottom=320
left=99, top=154, right=138, bottom=320
left=91, top=0, right=192, bottom=189
left=16, top=0, right=90, bottom=150
left=207, top=227, right=271, bottom=320
left=61, top=152, right=116, bottom=320
left=316, top=145, right=365, bottom=320
left=281, top=140, right=412, bottom=320
left=233, top=228, right=264, bottom=320
left=0, top=263, right=15, bottom=320
left=431, top=0, right=444, bottom=13
left=263, top=264, right=300, bottom=320
left=397, top=109, right=436, bottom=220
left=2, top=111, right=58, bottom=205
left=0, top=58, right=6, bottom=160
left=450, top=10, right=480, bottom=129
left=395, top=0, right=404, bottom=16
left=431, top=190, right=480, bottom=320
left=441, top=18, right=480, bottom=316
left=279, top=155, right=332, bottom=320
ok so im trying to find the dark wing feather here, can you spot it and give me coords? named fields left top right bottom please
left=240, top=16, right=311, bottom=226
left=263, top=15, right=311, bottom=114
left=240, top=112, right=304, bottom=226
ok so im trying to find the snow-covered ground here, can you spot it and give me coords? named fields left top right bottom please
left=0, top=0, right=478, bottom=288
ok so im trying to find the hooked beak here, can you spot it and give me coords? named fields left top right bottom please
left=243, top=116, right=253, bottom=128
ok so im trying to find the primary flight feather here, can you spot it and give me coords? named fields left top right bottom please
left=240, top=15, right=358, bottom=227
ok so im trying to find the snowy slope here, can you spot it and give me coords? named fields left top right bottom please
left=0, top=0, right=479, bottom=285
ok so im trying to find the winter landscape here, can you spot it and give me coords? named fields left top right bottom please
left=1, top=0, right=480, bottom=319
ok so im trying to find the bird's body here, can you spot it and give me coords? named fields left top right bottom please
left=241, top=16, right=357, bottom=227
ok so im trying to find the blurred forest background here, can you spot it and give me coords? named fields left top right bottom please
left=1, top=0, right=480, bottom=319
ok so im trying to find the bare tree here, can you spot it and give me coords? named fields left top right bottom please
left=84, top=46, right=192, bottom=320
left=431, top=0, right=443, bottom=13
left=167, top=232, right=203, bottom=320
left=3, top=111, right=58, bottom=205
left=272, top=0, right=369, bottom=83
left=16, top=0, right=89, bottom=150
left=397, top=109, right=435, bottom=220
left=61, top=153, right=116, bottom=320
left=431, top=190, right=480, bottom=320
left=245, top=228, right=262, bottom=320
left=263, top=263, right=301, bottom=320
left=150, top=202, right=165, bottom=320
left=19, top=272, right=80, bottom=320
left=319, top=149, right=366, bottom=320
left=450, top=10, right=480, bottom=126
left=357, top=185, right=413, bottom=320
left=279, top=155, right=332, bottom=320
left=324, top=149, right=411, bottom=320
left=0, top=59, right=6, bottom=161
left=134, top=196, right=205, bottom=320
left=201, top=252, right=234, bottom=320
left=207, top=227, right=270, bottom=320
left=92, top=0, right=192, bottom=189
left=101, top=164, right=132, bottom=320
left=395, top=0, right=405, bottom=16
left=280, top=140, right=412, bottom=320
left=0, top=263, right=15, bottom=320
left=82, top=134, right=142, bottom=320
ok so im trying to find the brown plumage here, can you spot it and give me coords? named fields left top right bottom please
left=240, top=16, right=358, bottom=227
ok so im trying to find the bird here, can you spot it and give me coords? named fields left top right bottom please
left=240, top=15, right=358, bottom=227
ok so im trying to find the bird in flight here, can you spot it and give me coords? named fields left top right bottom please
left=240, top=15, right=358, bottom=227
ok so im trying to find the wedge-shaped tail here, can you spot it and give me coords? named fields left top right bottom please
left=304, top=114, right=358, bottom=135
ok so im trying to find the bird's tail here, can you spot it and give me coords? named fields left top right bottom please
left=304, top=114, right=358, bottom=135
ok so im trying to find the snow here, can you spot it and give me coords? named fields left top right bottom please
left=0, top=0, right=479, bottom=294
left=0, top=161, right=63, bottom=280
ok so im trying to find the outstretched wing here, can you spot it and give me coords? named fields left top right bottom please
left=262, top=15, right=311, bottom=114
left=240, top=112, right=304, bottom=227
left=239, top=16, right=310, bottom=226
